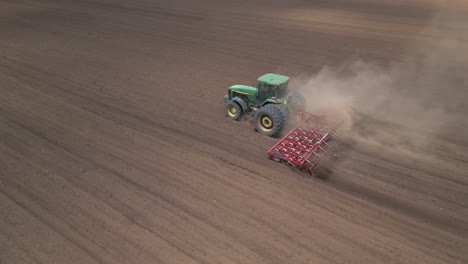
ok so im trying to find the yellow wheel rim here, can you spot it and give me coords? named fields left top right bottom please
left=227, top=105, right=237, bottom=117
left=260, top=115, right=273, bottom=131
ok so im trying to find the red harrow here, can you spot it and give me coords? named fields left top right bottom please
left=267, top=110, right=342, bottom=175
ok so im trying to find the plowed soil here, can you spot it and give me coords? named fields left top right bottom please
left=1, top=0, right=467, bottom=263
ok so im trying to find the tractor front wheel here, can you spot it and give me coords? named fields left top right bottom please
left=253, top=104, right=285, bottom=137
left=225, top=100, right=243, bottom=120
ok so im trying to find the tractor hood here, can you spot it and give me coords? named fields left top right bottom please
left=228, top=84, right=257, bottom=96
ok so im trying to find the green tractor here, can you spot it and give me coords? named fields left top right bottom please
left=223, top=73, right=306, bottom=137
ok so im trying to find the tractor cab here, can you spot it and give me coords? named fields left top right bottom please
left=256, top=73, right=289, bottom=106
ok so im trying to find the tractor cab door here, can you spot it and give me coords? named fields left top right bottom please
left=257, top=82, right=275, bottom=106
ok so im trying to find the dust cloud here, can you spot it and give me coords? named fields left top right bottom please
left=292, top=5, right=468, bottom=151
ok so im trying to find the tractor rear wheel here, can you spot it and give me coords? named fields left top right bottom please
left=225, top=100, right=243, bottom=120
left=253, top=104, right=285, bottom=137
left=273, top=104, right=289, bottom=124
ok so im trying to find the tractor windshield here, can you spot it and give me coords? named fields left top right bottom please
left=258, top=82, right=273, bottom=102
left=258, top=81, right=288, bottom=104
left=276, top=82, right=288, bottom=98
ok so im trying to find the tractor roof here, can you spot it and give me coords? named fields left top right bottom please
left=257, top=73, right=289, bottom=86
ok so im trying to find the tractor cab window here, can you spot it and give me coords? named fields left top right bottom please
left=258, top=82, right=267, bottom=93
left=276, top=82, right=287, bottom=98
left=258, top=82, right=275, bottom=103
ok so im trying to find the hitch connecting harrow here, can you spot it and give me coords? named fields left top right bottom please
left=267, top=110, right=341, bottom=175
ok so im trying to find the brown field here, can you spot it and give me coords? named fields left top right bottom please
left=1, top=0, right=467, bottom=263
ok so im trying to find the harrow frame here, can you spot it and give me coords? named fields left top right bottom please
left=267, top=110, right=341, bottom=175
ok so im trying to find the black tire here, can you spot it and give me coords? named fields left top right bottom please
left=288, top=90, right=307, bottom=112
left=253, top=104, right=285, bottom=137
left=273, top=104, right=289, bottom=124
left=225, top=100, right=243, bottom=120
